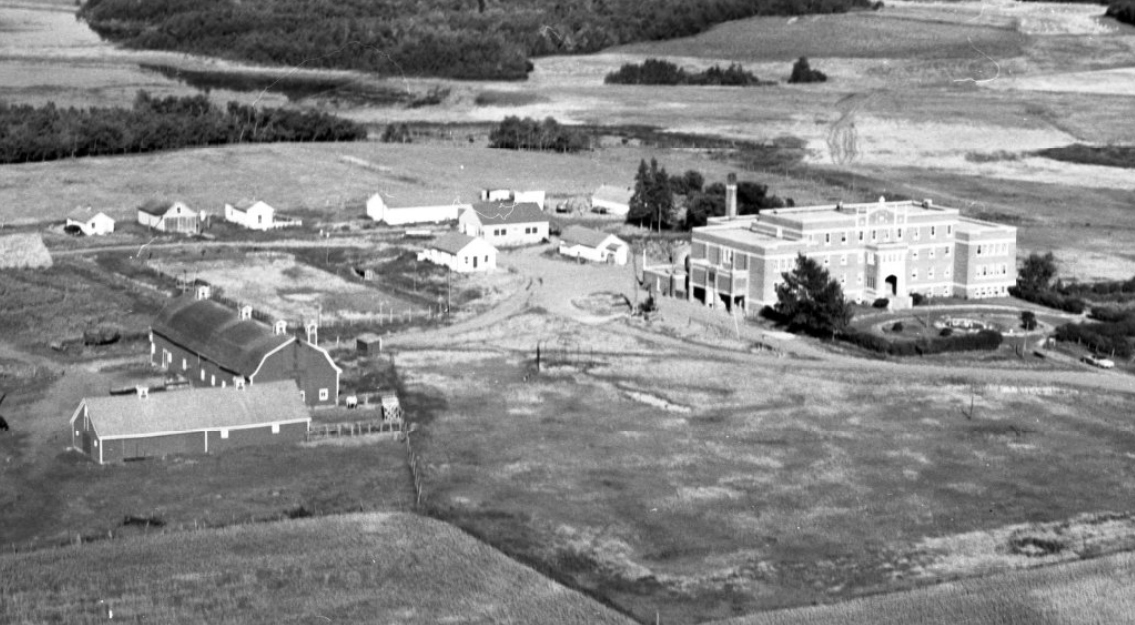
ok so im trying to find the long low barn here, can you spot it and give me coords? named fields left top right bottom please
left=69, top=381, right=310, bottom=464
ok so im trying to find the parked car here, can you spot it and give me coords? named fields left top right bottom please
left=1081, top=354, right=1116, bottom=369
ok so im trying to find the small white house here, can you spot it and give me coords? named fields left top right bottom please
left=224, top=200, right=298, bottom=230
left=559, top=225, right=630, bottom=265
left=366, top=193, right=470, bottom=226
left=480, top=189, right=546, bottom=210
left=591, top=185, right=633, bottom=216
left=137, top=200, right=198, bottom=233
left=418, top=232, right=497, bottom=272
left=64, top=208, right=115, bottom=236
left=459, top=202, right=549, bottom=247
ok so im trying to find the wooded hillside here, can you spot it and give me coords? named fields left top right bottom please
left=78, top=0, right=874, bottom=80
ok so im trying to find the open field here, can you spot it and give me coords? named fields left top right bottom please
left=396, top=312, right=1135, bottom=623
left=715, top=549, right=1135, bottom=625
left=0, top=511, right=635, bottom=624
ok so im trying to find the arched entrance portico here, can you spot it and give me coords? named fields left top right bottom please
left=885, top=275, right=898, bottom=296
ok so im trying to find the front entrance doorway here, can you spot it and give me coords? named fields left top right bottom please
left=885, top=275, right=898, bottom=296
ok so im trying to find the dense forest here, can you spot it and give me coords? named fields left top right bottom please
left=488, top=116, right=588, bottom=152
left=1108, top=0, right=1135, bottom=25
left=0, top=92, right=366, bottom=164
left=605, top=59, right=765, bottom=86
left=78, top=0, right=875, bottom=80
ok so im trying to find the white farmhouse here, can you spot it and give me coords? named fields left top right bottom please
left=558, top=226, right=630, bottom=265
left=224, top=200, right=298, bottom=230
left=65, top=208, right=115, bottom=236
left=459, top=202, right=549, bottom=247
left=591, top=185, right=633, bottom=216
left=418, top=232, right=497, bottom=272
left=366, top=192, right=470, bottom=226
left=137, top=200, right=198, bottom=233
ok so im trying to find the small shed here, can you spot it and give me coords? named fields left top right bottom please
left=418, top=232, right=498, bottom=272
left=559, top=226, right=630, bottom=265
left=356, top=333, right=382, bottom=355
left=65, top=208, right=115, bottom=236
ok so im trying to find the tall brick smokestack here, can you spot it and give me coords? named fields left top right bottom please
left=725, top=173, right=738, bottom=220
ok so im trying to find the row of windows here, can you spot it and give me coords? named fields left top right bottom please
left=976, top=242, right=1010, bottom=256
left=464, top=255, right=491, bottom=265
left=976, top=263, right=1009, bottom=277
left=973, top=285, right=1009, bottom=297
left=911, top=247, right=951, bottom=260
left=491, top=226, right=542, bottom=236
left=819, top=224, right=954, bottom=246
left=911, top=267, right=951, bottom=280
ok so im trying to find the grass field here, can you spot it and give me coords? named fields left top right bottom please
left=713, top=550, right=1135, bottom=625
left=0, top=512, right=635, bottom=624
left=400, top=313, right=1135, bottom=623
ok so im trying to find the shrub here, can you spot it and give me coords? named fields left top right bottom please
left=873, top=298, right=890, bottom=309
left=892, top=322, right=904, bottom=333
left=939, top=327, right=954, bottom=337
left=788, top=57, right=827, bottom=84
left=1010, top=286, right=1085, bottom=314
left=911, top=292, right=926, bottom=306
left=841, top=327, right=1003, bottom=356
left=1020, top=310, right=1038, bottom=330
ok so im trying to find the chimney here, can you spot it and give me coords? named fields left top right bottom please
left=273, top=320, right=287, bottom=335
left=239, top=305, right=252, bottom=320
left=725, top=173, right=738, bottom=220
left=305, top=320, right=318, bottom=345
left=136, top=386, right=149, bottom=399
left=195, top=284, right=211, bottom=300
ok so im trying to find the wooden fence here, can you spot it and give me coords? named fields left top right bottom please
left=305, top=420, right=412, bottom=441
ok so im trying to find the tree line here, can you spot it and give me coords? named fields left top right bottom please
left=78, top=0, right=874, bottom=80
left=627, top=159, right=789, bottom=231
left=605, top=59, right=765, bottom=86
left=0, top=92, right=366, bottom=165
left=1108, top=0, right=1135, bottom=26
left=488, top=116, right=588, bottom=153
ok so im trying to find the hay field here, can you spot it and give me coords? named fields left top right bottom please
left=713, top=550, right=1135, bottom=625
left=403, top=314, right=1135, bottom=623
left=0, top=512, right=635, bottom=624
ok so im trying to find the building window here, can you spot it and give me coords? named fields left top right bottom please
left=182, top=358, right=187, bottom=370
left=200, top=369, right=205, bottom=382
left=897, top=228, right=903, bottom=239
left=721, top=249, right=733, bottom=266
left=211, top=375, right=216, bottom=386
left=823, top=257, right=830, bottom=266
left=272, top=423, right=280, bottom=434
left=912, top=268, right=919, bottom=279
left=220, top=429, right=229, bottom=439
left=858, top=231, right=864, bottom=242
left=840, top=254, right=847, bottom=266
left=931, top=226, right=937, bottom=238
left=825, top=233, right=831, bottom=245
left=929, top=248, right=936, bottom=259
left=929, top=267, right=935, bottom=279
left=947, top=225, right=953, bottom=235
left=871, top=230, right=877, bottom=241
left=977, top=245, right=983, bottom=255
left=299, top=390, right=306, bottom=401
left=867, top=253, right=874, bottom=266
left=945, top=246, right=951, bottom=257
left=912, top=250, right=919, bottom=260
left=319, top=388, right=329, bottom=401
left=841, top=232, right=847, bottom=243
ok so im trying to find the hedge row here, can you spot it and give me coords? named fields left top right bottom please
left=1009, top=287, right=1085, bottom=314
left=841, top=328, right=1004, bottom=356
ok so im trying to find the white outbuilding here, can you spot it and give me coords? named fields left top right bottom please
left=65, top=208, right=115, bottom=236
left=223, top=200, right=298, bottom=230
left=366, top=192, right=470, bottom=226
left=558, top=225, right=630, bottom=265
left=418, top=232, right=498, bottom=273
left=591, top=185, right=633, bottom=216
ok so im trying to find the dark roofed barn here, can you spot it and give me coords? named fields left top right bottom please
left=151, top=295, right=341, bottom=406
left=69, top=381, right=310, bottom=464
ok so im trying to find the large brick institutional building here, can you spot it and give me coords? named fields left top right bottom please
left=686, top=193, right=1017, bottom=314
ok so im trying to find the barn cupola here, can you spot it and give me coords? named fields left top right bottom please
left=305, top=320, right=318, bottom=345
left=239, top=305, right=252, bottom=321
left=136, top=386, right=149, bottom=399
left=273, top=320, right=287, bottom=335
left=195, top=284, right=211, bottom=300
left=234, top=377, right=246, bottom=390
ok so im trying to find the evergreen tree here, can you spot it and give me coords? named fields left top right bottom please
left=627, top=159, right=653, bottom=227
left=775, top=253, right=852, bottom=338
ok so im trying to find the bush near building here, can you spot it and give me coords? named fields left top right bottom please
left=842, top=327, right=1004, bottom=356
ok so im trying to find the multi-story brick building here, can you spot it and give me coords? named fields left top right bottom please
left=686, top=191, right=1017, bottom=314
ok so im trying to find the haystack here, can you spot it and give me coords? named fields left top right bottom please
left=0, top=233, right=53, bottom=269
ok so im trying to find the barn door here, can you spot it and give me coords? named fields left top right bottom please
left=81, top=431, right=92, bottom=456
